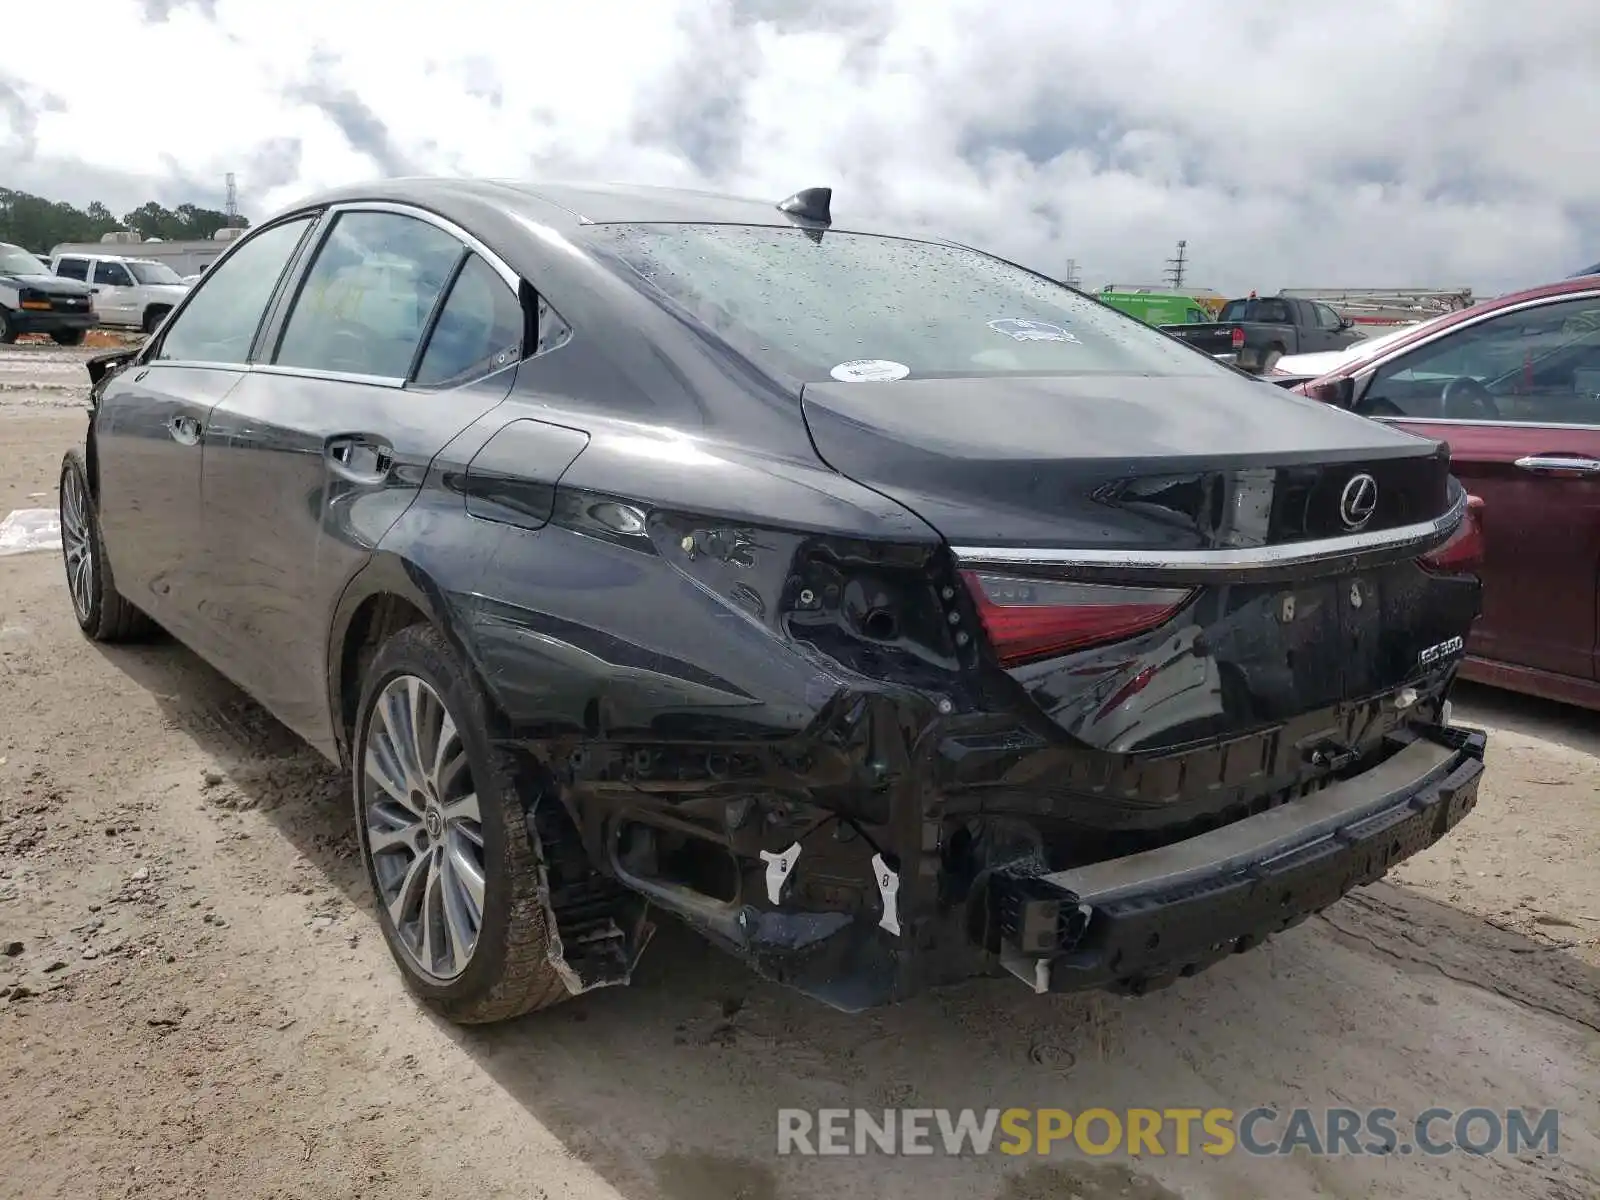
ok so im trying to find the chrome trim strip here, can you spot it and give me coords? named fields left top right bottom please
left=138, top=359, right=247, bottom=372
left=953, top=487, right=1466, bottom=573
left=248, top=363, right=406, bottom=389
left=1376, top=416, right=1600, bottom=431
left=320, top=199, right=522, bottom=292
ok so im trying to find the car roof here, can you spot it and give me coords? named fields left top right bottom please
left=1313, top=274, right=1600, bottom=381
left=279, top=176, right=914, bottom=238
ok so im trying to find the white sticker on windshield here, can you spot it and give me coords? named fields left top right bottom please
left=988, top=317, right=1080, bottom=344
left=830, top=359, right=910, bottom=382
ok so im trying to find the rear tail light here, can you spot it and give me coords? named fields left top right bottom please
left=960, top=571, right=1194, bottom=667
left=1419, top=494, right=1484, bottom=575
left=1230, top=327, right=1245, bottom=349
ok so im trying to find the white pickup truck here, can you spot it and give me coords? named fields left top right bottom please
left=50, top=252, right=191, bottom=334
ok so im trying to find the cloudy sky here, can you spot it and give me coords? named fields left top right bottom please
left=3, top=0, right=1597, bottom=294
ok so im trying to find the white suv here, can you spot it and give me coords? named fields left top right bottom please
left=51, top=253, right=191, bottom=334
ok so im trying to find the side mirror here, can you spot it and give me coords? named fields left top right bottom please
left=86, top=347, right=139, bottom=388
left=1296, top=376, right=1357, bottom=408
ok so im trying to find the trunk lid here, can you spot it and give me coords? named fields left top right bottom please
left=800, top=373, right=1452, bottom=550
left=800, top=373, right=1474, bottom=756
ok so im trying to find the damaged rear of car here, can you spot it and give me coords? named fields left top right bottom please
left=518, top=210, right=1488, bottom=1011
left=65, top=180, right=1486, bottom=1022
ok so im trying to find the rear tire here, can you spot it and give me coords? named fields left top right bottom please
left=51, top=328, right=86, bottom=347
left=353, top=622, right=573, bottom=1024
left=58, top=448, right=156, bottom=642
left=1260, top=347, right=1284, bottom=374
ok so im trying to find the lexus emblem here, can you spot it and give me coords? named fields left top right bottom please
left=1339, top=473, right=1379, bottom=530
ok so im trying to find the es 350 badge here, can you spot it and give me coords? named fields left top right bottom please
left=1418, top=635, right=1465, bottom=666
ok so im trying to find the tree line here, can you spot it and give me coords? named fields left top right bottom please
left=0, top=187, right=251, bottom=253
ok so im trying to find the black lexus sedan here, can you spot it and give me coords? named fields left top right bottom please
left=58, top=178, right=1489, bottom=1023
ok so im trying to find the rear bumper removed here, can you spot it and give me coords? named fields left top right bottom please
left=979, top=723, right=1485, bottom=995
left=653, top=721, right=1486, bottom=1010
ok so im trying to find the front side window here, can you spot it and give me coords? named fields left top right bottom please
left=589, top=224, right=1220, bottom=382
left=127, top=260, right=183, bottom=285
left=94, top=261, right=134, bottom=288
left=1361, top=295, right=1600, bottom=424
left=55, top=258, right=89, bottom=281
left=275, top=211, right=464, bottom=379
left=156, top=217, right=315, bottom=365
left=413, top=255, right=524, bottom=388
left=1314, top=303, right=1343, bottom=331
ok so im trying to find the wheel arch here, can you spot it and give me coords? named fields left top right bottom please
left=325, top=551, right=488, bottom=769
left=84, top=420, right=99, bottom=501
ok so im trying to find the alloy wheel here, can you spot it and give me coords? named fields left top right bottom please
left=362, top=674, right=487, bottom=982
left=60, top=466, right=94, bottom=621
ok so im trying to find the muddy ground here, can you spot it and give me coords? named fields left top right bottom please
left=1, top=345, right=1597, bottom=1200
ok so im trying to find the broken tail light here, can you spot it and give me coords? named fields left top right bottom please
left=1419, top=494, right=1485, bottom=576
left=960, top=571, right=1194, bottom=667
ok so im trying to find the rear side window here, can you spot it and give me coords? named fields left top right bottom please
left=275, top=211, right=463, bottom=379
left=413, top=255, right=523, bottom=388
left=156, top=217, right=315, bottom=365
left=589, top=224, right=1218, bottom=382
left=55, top=258, right=89, bottom=281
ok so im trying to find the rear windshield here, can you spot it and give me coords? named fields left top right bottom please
left=1219, top=298, right=1292, bottom=323
left=588, top=224, right=1222, bottom=382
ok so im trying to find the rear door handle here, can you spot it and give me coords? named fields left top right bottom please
left=167, top=415, right=201, bottom=446
left=1514, top=454, right=1600, bottom=476
left=326, top=436, right=394, bottom=483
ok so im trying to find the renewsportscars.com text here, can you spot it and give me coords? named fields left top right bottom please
left=776, top=1107, right=1561, bottom=1158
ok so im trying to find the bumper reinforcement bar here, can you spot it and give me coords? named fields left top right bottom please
left=984, top=725, right=1486, bottom=995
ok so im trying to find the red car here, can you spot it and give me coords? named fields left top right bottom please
left=1293, top=276, right=1600, bottom=710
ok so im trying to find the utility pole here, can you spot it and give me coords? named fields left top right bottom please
left=224, top=173, right=239, bottom=227
left=1163, top=240, right=1188, bottom=290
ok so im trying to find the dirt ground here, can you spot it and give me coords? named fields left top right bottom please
left=1, top=345, right=1597, bottom=1200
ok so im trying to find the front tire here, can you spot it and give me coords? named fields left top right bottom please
left=142, top=306, right=169, bottom=335
left=0, top=308, right=16, bottom=344
left=59, top=448, right=155, bottom=642
left=51, top=328, right=87, bottom=347
left=353, top=622, right=573, bottom=1023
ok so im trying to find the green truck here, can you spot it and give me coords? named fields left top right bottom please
left=1096, top=287, right=1217, bottom=327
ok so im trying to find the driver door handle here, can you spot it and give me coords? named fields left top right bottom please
left=1514, top=454, right=1600, bottom=476
left=167, top=414, right=201, bottom=446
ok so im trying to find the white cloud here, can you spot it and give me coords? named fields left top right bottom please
left=2, top=0, right=1596, bottom=294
